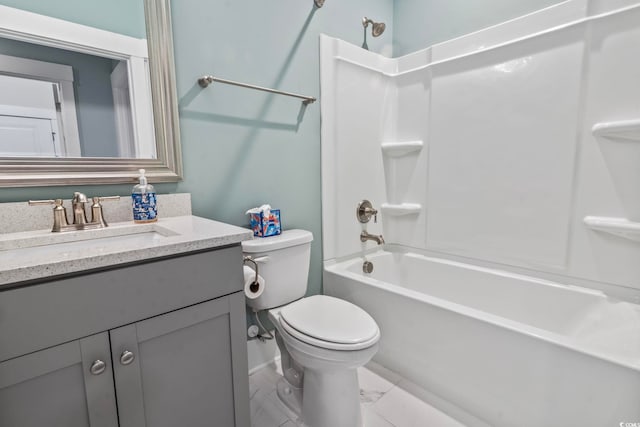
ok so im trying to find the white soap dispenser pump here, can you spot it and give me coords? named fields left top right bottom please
left=132, top=168, right=157, bottom=223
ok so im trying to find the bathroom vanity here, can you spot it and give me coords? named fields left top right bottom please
left=0, top=202, right=253, bottom=427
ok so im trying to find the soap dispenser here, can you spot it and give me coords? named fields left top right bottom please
left=132, top=168, right=157, bottom=223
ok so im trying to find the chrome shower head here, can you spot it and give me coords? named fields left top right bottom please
left=362, top=17, right=386, bottom=37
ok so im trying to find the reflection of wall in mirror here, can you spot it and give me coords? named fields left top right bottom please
left=0, top=38, right=126, bottom=157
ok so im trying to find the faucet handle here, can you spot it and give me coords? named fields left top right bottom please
left=92, top=196, right=120, bottom=204
left=28, top=199, right=69, bottom=232
left=357, top=200, right=378, bottom=223
left=28, top=199, right=57, bottom=206
left=90, top=196, right=120, bottom=226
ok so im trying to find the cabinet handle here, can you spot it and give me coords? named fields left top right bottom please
left=120, top=350, right=135, bottom=366
left=90, top=359, right=106, bottom=375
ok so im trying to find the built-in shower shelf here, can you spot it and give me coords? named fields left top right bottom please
left=592, top=119, right=640, bottom=141
left=583, top=216, right=640, bottom=242
left=381, top=203, right=422, bottom=216
left=381, top=141, right=424, bottom=157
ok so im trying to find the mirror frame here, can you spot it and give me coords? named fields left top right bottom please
left=0, top=0, right=182, bottom=187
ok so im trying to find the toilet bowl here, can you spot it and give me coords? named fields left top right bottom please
left=242, top=230, right=380, bottom=427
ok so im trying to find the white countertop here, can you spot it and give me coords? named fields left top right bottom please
left=0, top=215, right=253, bottom=287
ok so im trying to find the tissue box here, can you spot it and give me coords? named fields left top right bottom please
left=249, top=209, right=282, bottom=237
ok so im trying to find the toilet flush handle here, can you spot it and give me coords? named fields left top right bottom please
left=253, top=256, right=270, bottom=263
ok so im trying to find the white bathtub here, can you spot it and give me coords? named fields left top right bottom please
left=324, top=248, right=640, bottom=427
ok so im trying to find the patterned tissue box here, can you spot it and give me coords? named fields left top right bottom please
left=249, top=209, right=281, bottom=237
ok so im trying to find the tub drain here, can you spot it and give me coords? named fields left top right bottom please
left=363, top=261, right=374, bottom=274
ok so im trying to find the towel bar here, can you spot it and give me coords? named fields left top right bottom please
left=197, top=74, right=316, bottom=105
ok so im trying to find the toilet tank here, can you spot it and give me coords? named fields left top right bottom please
left=242, top=229, right=313, bottom=311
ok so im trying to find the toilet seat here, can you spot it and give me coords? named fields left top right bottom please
left=278, top=295, right=380, bottom=351
left=279, top=317, right=380, bottom=351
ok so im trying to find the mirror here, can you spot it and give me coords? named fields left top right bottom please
left=0, top=0, right=182, bottom=186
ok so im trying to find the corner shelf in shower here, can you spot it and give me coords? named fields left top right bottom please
left=381, top=140, right=424, bottom=157
left=381, top=203, right=422, bottom=216
left=592, top=119, right=640, bottom=141
left=583, top=216, right=640, bottom=242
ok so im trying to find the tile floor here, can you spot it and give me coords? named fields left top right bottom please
left=249, top=360, right=466, bottom=427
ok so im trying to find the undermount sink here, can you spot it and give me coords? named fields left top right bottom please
left=0, top=222, right=179, bottom=253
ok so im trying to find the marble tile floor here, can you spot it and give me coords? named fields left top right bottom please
left=249, top=360, right=466, bottom=427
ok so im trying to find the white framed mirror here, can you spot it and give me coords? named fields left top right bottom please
left=0, top=0, right=182, bottom=187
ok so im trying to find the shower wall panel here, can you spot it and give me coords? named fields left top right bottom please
left=320, top=37, right=395, bottom=260
left=568, top=5, right=640, bottom=291
left=320, top=0, right=640, bottom=297
left=426, top=27, right=585, bottom=270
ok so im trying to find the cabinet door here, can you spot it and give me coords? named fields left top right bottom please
left=0, top=333, right=118, bottom=427
left=111, top=292, right=250, bottom=427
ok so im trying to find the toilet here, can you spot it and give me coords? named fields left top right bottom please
left=242, top=230, right=380, bottom=427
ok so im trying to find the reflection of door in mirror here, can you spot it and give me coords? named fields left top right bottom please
left=0, top=54, right=81, bottom=157
left=0, top=76, right=65, bottom=157
left=0, top=41, right=143, bottom=158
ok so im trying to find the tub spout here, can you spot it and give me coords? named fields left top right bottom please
left=360, top=230, right=385, bottom=245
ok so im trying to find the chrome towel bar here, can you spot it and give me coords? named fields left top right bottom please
left=197, top=75, right=316, bottom=105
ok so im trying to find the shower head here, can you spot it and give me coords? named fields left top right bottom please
left=372, top=22, right=386, bottom=37
left=362, top=17, right=386, bottom=37
left=361, top=16, right=386, bottom=50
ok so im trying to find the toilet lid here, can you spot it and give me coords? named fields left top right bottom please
left=242, top=229, right=313, bottom=253
left=280, top=295, right=380, bottom=348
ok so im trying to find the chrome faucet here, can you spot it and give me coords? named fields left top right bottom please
left=29, top=193, right=120, bottom=232
left=360, top=230, right=385, bottom=245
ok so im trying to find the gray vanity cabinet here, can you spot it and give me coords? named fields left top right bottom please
left=0, top=333, right=118, bottom=427
left=0, top=246, right=250, bottom=427
left=111, top=293, right=250, bottom=427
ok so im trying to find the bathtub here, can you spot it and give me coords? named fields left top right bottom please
left=324, top=248, right=640, bottom=427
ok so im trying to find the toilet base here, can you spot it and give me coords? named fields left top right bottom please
left=276, top=377, right=303, bottom=419
left=274, top=373, right=364, bottom=427
left=301, top=368, right=363, bottom=427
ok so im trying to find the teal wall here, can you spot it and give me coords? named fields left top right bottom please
left=0, top=0, right=145, bottom=39
left=393, top=0, right=565, bottom=56
left=169, top=0, right=393, bottom=300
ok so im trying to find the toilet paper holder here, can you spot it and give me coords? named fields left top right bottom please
left=243, top=256, right=263, bottom=293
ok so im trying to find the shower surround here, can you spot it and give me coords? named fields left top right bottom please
left=320, top=0, right=640, bottom=426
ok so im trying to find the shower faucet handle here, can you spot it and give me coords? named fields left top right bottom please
left=357, top=200, right=378, bottom=223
